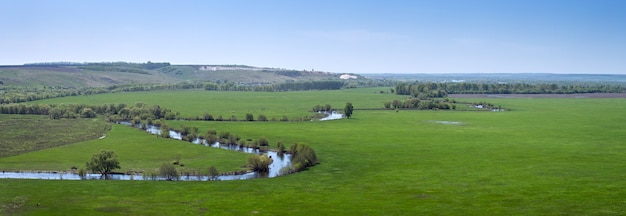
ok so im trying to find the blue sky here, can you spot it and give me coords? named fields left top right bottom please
left=1, top=0, right=624, bottom=74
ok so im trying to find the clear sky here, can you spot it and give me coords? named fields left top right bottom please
left=1, top=0, right=624, bottom=74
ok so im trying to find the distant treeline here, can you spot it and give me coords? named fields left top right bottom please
left=24, top=61, right=170, bottom=70
left=396, top=82, right=624, bottom=97
left=0, top=80, right=345, bottom=104
left=0, top=103, right=176, bottom=121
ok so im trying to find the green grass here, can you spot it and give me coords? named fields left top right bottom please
left=29, top=88, right=404, bottom=119
left=2, top=90, right=626, bottom=215
left=0, top=115, right=110, bottom=157
left=0, top=66, right=170, bottom=88
left=0, top=124, right=249, bottom=173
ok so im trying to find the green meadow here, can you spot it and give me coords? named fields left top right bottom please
left=27, top=88, right=404, bottom=119
left=2, top=88, right=626, bottom=215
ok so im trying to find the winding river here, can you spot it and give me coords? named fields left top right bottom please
left=1, top=112, right=341, bottom=181
left=1, top=123, right=292, bottom=181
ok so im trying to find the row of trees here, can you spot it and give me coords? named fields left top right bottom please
left=0, top=103, right=177, bottom=121
left=0, top=101, right=337, bottom=123
left=383, top=98, right=455, bottom=110
left=0, top=80, right=348, bottom=105
left=312, top=104, right=333, bottom=112
left=396, top=82, right=624, bottom=97
left=24, top=61, right=170, bottom=69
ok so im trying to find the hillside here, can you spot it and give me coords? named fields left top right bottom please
left=0, top=63, right=359, bottom=88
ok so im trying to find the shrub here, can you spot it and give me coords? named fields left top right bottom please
left=258, top=114, right=268, bottom=121
left=77, top=167, right=87, bottom=180
left=289, top=143, right=318, bottom=171
left=160, top=124, right=170, bottom=138
left=203, top=113, right=214, bottom=121
left=206, top=129, right=217, bottom=135
left=277, top=141, right=286, bottom=155
left=258, top=136, right=269, bottom=147
left=142, top=171, right=158, bottom=180
left=227, top=134, right=239, bottom=144
left=219, top=131, right=230, bottom=139
left=247, top=154, right=273, bottom=172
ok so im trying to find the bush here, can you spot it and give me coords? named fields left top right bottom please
left=247, top=154, right=273, bottom=172
left=258, top=136, right=269, bottom=147
left=289, top=143, right=318, bottom=171
left=219, top=131, right=230, bottom=139
left=203, top=113, right=214, bottom=121
left=160, top=124, right=170, bottom=138
left=206, top=129, right=217, bottom=135
left=77, top=167, right=87, bottom=180
left=277, top=141, right=286, bottom=155
left=258, top=114, right=268, bottom=121
left=245, top=113, right=254, bottom=121
left=142, top=171, right=158, bottom=180
left=206, top=134, right=218, bottom=145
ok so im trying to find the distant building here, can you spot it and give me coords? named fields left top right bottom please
left=340, top=74, right=358, bottom=79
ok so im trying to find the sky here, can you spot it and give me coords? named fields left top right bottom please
left=0, top=0, right=624, bottom=74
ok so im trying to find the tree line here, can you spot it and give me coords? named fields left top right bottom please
left=395, top=82, right=624, bottom=97
left=0, top=80, right=347, bottom=104
left=0, top=103, right=177, bottom=120
left=383, top=98, right=455, bottom=110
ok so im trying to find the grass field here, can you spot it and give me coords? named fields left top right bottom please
left=0, top=66, right=170, bottom=88
left=28, top=88, right=405, bottom=119
left=0, top=123, right=249, bottom=174
left=2, top=89, right=626, bottom=215
left=0, top=115, right=110, bottom=158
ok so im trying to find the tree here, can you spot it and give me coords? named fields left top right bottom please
left=86, top=150, right=121, bottom=175
left=80, top=108, right=97, bottom=118
left=208, top=166, right=219, bottom=180
left=159, top=163, right=179, bottom=181
left=344, top=102, right=354, bottom=119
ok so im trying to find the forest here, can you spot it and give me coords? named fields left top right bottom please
left=395, top=82, right=623, bottom=98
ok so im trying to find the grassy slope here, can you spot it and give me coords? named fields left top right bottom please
left=0, top=65, right=342, bottom=88
left=0, top=115, right=110, bottom=157
left=2, top=90, right=625, bottom=215
left=161, top=65, right=341, bottom=83
left=0, top=67, right=172, bottom=88
left=0, top=124, right=249, bottom=173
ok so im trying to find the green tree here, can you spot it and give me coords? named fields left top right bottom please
left=80, top=108, right=97, bottom=118
left=344, top=102, right=354, bottom=119
left=208, top=165, right=219, bottom=180
left=86, top=150, right=121, bottom=175
left=159, top=163, right=179, bottom=181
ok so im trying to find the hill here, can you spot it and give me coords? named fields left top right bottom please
left=0, top=63, right=360, bottom=88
